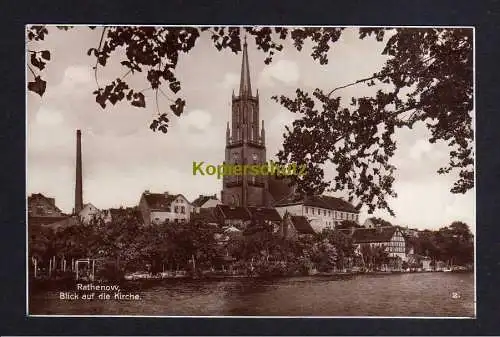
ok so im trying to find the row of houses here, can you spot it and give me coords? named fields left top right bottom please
left=28, top=191, right=416, bottom=262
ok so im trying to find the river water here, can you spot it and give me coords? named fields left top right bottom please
left=30, top=272, right=474, bottom=317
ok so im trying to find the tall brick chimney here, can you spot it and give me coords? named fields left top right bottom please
left=74, top=129, right=83, bottom=214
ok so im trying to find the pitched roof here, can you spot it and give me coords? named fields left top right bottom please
left=191, top=207, right=219, bottom=223
left=28, top=193, right=63, bottom=213
left=246, top=206, right=282, bottom=222
left=316, top=195, right=358, bottom=213
left=192, top=195, right=218, bottom=207
left=215, top=204, right=252, bottom=220
left=107, top=207, right=142, bottom=221
left=352, top=227, right=398, bottom=244
left=274, top=194, right=358, bottom=213
left=84, top=202, right=97, bottom=208
left=142, top=192, right=177, bottom=211
left=290, top=215, right=316, bottom=235
left=29, top=193, right=52, bottom=201
left=224, top=226, right=242, bottom=233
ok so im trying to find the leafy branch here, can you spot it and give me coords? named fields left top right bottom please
left=26, top=26, right=474, bottom=215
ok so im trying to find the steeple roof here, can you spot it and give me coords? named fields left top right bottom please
left=239, top=36, right=252, bottom=97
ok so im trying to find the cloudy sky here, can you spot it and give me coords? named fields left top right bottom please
left=26, top=26, right=475, bottom=232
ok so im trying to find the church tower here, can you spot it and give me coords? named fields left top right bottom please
left=221, top=37, right=268, bottom=207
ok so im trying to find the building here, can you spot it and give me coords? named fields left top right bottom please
left=138, top=191, right=193, bottom=225
left=221, top=37, right=269, bottom=207
left=422, top=257, right=432, bottom=271
left=28, top=193, right=64, bottom=217
left=278, top=212, right=316, bottom=240
left=190, top=207, right=219, bottom=225
left=103, top=207, right=143, bottom=224
left=214, top=204, right=252, bottom=229
left=274, top=194, right=359, bottom=233
left=213, top=204, right=281, bottom=234
left=245, top=206, right=282, bottom=234
left=28, top=193, right=68, bottom=226
left=191, top=194, right=221, bottom=213
left=351, top=226, right=406, bottom=260
left=78, top=203, right=102, bottom=224
left=399, top=225, right=419, bottom=238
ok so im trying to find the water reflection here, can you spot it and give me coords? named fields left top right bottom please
left=30, top=272, right=474, bottom=317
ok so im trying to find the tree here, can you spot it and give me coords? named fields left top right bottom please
left=27, top=26, right=473, bottom=215
left=273, top=28, right=473, bottom=215
left=435, top=222, right=474, bottom=266
left=318, top=227, right=355, bottom=270
left=336, top=220, right=362, bottom=230
left=28, top=224, right=53, bottom=261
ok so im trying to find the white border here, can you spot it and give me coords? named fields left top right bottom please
left=25, top=24, right=477, bottom=319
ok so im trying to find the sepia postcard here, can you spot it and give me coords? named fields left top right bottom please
left=27, top=25, right=475, bottom=317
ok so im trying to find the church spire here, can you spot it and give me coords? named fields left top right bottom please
left=239, top=36, right=252, bottom=97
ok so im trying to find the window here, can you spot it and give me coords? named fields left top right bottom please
left=323, top=210, right=326, bottom=216
left=328, top=210, right=331, bottom=216
left=312, top=208, right=315, bottom=215
left=181, top=206, right=185, bottom=214
left=174, top=206, right=179, bottom=213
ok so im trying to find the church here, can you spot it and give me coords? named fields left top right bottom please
left=218, top=38, right=361, bottom=233
left=221, top=38, right=271, bottom=207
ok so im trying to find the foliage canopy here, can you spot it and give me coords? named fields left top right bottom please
left=27, top=26, right=473, bottom=215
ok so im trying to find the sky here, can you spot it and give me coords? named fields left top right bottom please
left=26, top=26, right=475, bottom=232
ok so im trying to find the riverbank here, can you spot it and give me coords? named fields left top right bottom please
left=29, top=269, right=473, bottom=294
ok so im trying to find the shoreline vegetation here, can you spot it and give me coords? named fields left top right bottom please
left=28, top=212, right=474, bottom=291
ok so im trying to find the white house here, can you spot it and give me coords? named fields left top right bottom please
left=138, top=191, right=193, bottom=225
left=78, top=203, right=102, bottom=224
left=274, top=194, right=359, bottom=233
left=352, top=226, right=407, bottom=260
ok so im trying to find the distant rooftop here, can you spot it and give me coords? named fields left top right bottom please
left=274, top=194, right=358, bottom=213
